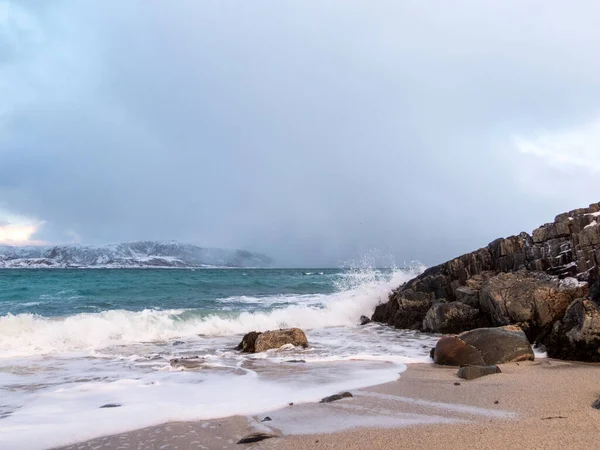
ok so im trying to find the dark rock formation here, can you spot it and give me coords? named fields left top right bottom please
left=237, top=328, right=308, bottom=353
left=422, top=301, right=482, bottom=334
left=319, top=392, right=353, bottom=403
left=372, top=202, right=600, bottom=360
left=359, top=315, right=372, bottom=325
left=236, top=433, right=278, bottom=444
left=99, top=404, right=122, bottom=408
left=545, top=299, right=600, bottom=361
left=433, top=326, right=534, bottom=366
left=457, top=365, right=501, bottom=380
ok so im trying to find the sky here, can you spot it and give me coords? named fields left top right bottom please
left=0, top=0, right=599, bottom=266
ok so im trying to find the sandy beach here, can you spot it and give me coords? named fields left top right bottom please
left=53, top=359, right=600, bottom=450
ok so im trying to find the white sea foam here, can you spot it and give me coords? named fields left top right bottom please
left=0, top=268, right=422, bottom=357
left=0, top=266, right=440, bottom=450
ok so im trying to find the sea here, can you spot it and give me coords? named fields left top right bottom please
left=0, top=266, right=439, bottom=450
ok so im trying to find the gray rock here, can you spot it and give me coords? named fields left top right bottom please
left=422, top=301, right=480, bottom=334
left=359, top=315, right=371, bottom=325
left=457, top=365, right=501, bottom=380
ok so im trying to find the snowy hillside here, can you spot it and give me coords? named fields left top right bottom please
left=0, top=241, right=273, bottom=268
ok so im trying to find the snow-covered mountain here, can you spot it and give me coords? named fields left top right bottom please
left=0, top=241, right=273, bottom=268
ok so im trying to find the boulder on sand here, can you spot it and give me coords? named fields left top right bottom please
left=237, top=328, right=308, bottom=353
left=433, top=326, right=534, bottom=366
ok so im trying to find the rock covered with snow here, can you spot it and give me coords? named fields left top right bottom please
left=0, top=241, right=273, bottom=268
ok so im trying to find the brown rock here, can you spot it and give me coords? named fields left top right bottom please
left=459, top=326, right=535, bottom=365
left=433, top=335, right=485, bottom=366
left=434, top=326, right=534, bottom=366
left=237, top=328, right=308, bottom=353
left=319, top=392, right=353, bottom=403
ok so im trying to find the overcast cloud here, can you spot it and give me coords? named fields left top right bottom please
left=1, top=0, right=599, bottom=266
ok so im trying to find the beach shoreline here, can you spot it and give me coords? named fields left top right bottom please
left=53, top=359, right=600, bottom=450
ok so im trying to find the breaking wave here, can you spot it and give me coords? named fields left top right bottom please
left=0, top=267, right=423, bottom=357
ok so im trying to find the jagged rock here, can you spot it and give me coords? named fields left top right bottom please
left=457, top=365, right=501, bottom=380
left=478, top=271, right=586, bottom=339
left=545, top=299, right=600, bottom=362
left=455, top=286, right=480, bottom=307
left=359, top=315, right=372, bottom=325
left=371, top=201, right=600, bottom=363
left=319, top=392, right=353, bottom=403
left=422, top=301, right=481, bottom=334
left=434, top=326, right=534, bottom=366
left=236, top=433, right=278, bottom=444
left=236, top=328, right=308, bottom=353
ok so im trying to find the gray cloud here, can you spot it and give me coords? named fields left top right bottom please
left=1, top=0, right=600, bottom=266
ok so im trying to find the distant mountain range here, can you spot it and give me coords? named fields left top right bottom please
left=0, top=241, right=273, bottom=268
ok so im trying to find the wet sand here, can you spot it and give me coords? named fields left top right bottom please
left=54, top=359, right=600, bottom=450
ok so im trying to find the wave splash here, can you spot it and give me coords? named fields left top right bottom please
left=0, top=266, right=424, bottom=357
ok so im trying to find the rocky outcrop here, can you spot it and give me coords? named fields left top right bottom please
left=545, top=299, right=600, bottom=362
left=237, top=328, right=308, bottom=353
left=372, top=202, right=600, bottom=360
left=433, top=326, right=535, bottom=366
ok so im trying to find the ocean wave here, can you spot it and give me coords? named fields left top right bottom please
left=0, top=268, right=422, bottom=357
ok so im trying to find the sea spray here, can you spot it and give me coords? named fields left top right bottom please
left=0, top=265, right=438, bottom=450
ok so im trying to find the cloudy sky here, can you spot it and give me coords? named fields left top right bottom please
left=1, top=1, right=599, bottom=266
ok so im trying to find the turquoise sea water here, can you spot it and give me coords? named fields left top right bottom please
left=0, top=267, right=438, bottom=450
left=0, top=268, right=343, bottom=317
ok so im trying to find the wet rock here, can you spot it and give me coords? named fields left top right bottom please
left=236, top=432, right=278, bottom=444
left=434, top=326, right=534, bottom=366
left=422, top=301, right=481, bottom=334
left=170, top=357, right=205, bottom=369
left=261, top=416, right=272, bottom=422
left=237, top=328, right=308, bottom=353
left=457, top=365, right=501, bottom=380
left=100, top=403, right=122, bottom=408
left=545, top=299, right=600, bottom=362
left=319, top=392, right=353, bottom=403
left=359, top=315, right=372, bottom=325
left=592, top=398, right=600, bottom=410
left=236, top=331, right=261, bottom=353
left=433, top=335, right=485, bottom=366
left=286, top=359, right=306, bottom=363
left=172, top=340, right=184, bottom=346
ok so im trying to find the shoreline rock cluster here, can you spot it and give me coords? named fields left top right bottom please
left=372, top=202, right=600, bottom=362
